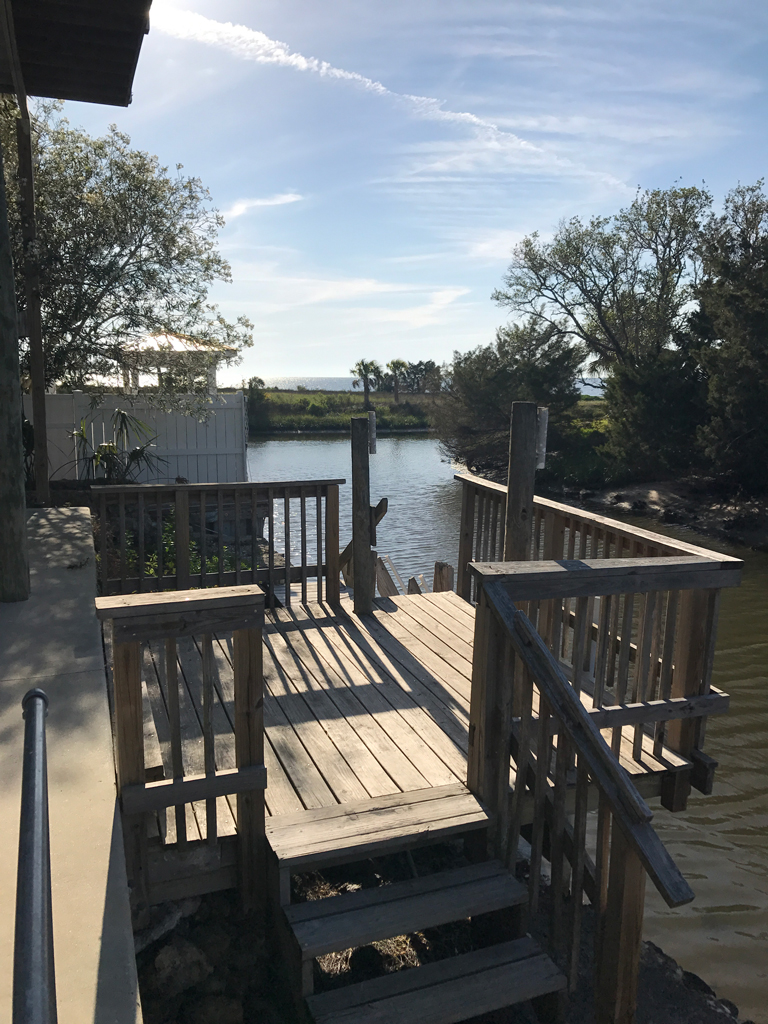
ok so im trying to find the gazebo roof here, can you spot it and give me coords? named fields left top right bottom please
left=1, top=1, right=153, bottom=107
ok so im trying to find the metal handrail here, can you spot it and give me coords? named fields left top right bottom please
left=13, top=689, right=57, bottom=1024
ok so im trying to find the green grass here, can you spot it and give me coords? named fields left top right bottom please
left=247, top=389, right=440, bottom=433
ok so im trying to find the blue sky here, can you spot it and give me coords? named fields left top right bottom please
left=65, top=0, right=767, bottom=382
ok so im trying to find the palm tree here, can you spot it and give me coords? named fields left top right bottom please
left=350, top=359, right=383, bottom=410
left=387, top=359, right=408, bottom=404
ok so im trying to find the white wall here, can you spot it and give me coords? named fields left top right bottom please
left=23, top=392, right=247, bottom=484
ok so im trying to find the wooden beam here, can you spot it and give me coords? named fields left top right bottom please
left=120, top=764, right=267, bottom=815
left=503, top=402, right=538, bottom=561
left=351, top=417, right=374, bottom=614
left=0, top=138, right=29, bottom=602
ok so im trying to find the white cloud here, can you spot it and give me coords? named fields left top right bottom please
left=151, top=8, right=538, bottom=153
left=223, top=193, right=303, bottom=219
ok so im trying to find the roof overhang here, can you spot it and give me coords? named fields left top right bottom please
left=0, top=1, right=152, bottom=107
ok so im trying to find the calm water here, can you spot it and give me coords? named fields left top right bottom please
left=260, top=376, right=606, bottom=396
left=247, top=436, right=768, bottom=1019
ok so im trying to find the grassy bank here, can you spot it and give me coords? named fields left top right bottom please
left=247, top=389, right=440, bottom=434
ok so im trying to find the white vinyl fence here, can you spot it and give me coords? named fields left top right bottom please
left=23, top=392, right=247, bottom=484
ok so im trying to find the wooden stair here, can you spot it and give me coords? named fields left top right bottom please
left=266, top=784, right=491, bottom=905
left=283, top=861, right=566, bottom=1022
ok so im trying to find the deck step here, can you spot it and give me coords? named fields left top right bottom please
left=285, top=860, right=526, bottom=960
left=305, top=936, right=566, bottom=1024
left=267, top=784, right=490, bottom=902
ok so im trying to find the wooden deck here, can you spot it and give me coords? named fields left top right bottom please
left=136, top=590, right=688, bottom=848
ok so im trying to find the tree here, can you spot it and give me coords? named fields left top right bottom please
left=435, top=319, right=583, bottom=473
left=688, top=181, right=768, bottom=492
left=387, top=359, right=408, bottom=403
left=492, top=186, right=712, bottom=371
left=402, top=359, right=442, bottom=394
left=0, top=98, right=252, bottom=408
left=350, top=358, right=382, bottom=410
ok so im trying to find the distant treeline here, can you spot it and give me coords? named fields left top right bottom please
left=245, top=384, right=437, bottom=433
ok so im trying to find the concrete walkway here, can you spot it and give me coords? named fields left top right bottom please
left=0, top=508, right=141, bottom=1024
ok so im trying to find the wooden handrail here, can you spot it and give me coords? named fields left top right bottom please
left=483, top=577, right=693, bottom=908
left=97, top=478, right=346, bottom=493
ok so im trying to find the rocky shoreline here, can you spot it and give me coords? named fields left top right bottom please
left=553, top=479, right=768, bottom=554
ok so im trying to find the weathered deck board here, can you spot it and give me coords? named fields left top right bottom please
left=135, top=592, right=687, bottom=847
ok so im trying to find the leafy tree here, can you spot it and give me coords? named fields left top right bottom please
left=435, top=319, right=583, bottom=473
left=492, top=185, right=712, bottom=371
left=387, top=359, right=408, bottom=403
left=402, top=359, right=442, bottom=394
left=350, top=358, right=383, bottom=409
left=0, top=98, right=252, bottom=408
left=688, top=182, right=768, bottom=492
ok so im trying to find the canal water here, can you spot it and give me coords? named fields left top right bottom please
left=247, top=435, right=768, bottom=1021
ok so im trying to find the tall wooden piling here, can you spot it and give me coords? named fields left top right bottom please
left=503, top=401, right=538, bottom=561
left=351, top=417, right=375, bottom=614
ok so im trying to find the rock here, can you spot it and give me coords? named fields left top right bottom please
left=720, top=999, right=739, bottom=1017
left=185, top=994, right=243, bottom=1024
left=682, top=969, right=716, bottom=997
left=154, top=938, right=212, bottom=997
left=189, top=922, right=231, bottom=965
left=632, top=499, right=648, bottom=510
left=135, top=898, right=201, bottom=955
left=610, top=493, right=626, bottom=504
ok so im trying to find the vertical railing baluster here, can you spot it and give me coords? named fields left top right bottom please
left=118, top=491, right=127, bottom=594
left=568, top=757, right=590, bottom=990
left=300, top=488, right=308, bottom=605
left=316, top=486, right=323, bottom=604
left=654, top=590, right=680, bottom=757
left=99, top=492, right=108, bottom=594
left=325, top=484, right=340, bottom=605
left=201, top=633, right=217, bottom=843
left=156, top=493, right=163, bottom=589
left=234, top=489, right=242, bottom=585
left=138, top=493, right=145, bottom=592
left=200, top=491, right=207, bottom=587
left=528, top=694, right=551, bottom=918
left=250, top=485, right=259, bottom=586
left=267, top=487, right=275, bottom=612
left=164, top=637, right=186, bottom=846
left=283, top=490, right=291, bottom=609
left=216, top=488, right=224, bottom=586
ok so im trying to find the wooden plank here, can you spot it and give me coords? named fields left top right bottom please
left=270, top=610, right=451, bottom=791
left=405, top=593, right=476, bottom=646
left=121, top=765, right=267, bottom=814
left=372, top=595, right=474, bottom=670
left=201, top=633, right=217, bottom=841
left=289, top=863, right=526, bottom=959
left=96, top=585, right=265, bottom=618
left=262, top=630, right=376, bottom=804
left=307, top=939, right=564, bottom=1024
left=307, top=602, right=470, bottom=762
left=470, top=556, right=742, bottom=599
left=233, top=624, right=266, bottom=911
left=267, top=788, right=489, bottom=869
left=210, top=637, right=304, bottom=817
left=376, top=555, right=399, bottom=597
left=267, top=782, right=472, bottom=829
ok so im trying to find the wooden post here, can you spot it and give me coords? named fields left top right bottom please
left=0, top=138, right=29, bottom=602
left=16, top=118, right=49, bottom=505
left=351, top=418, right=374, bottom=614
left=234, top=622, right=266, bottom=914
left=594, top=822, right=646, bottom=1024
left=175, top=488, right=190, bottom=590
left=112, top=639, right=149, bottom=925
left=467, top=586, right=513, bottom=856
left=433, top=561, right=455, bottom=593
left=503, top=402, right=538, bottom=561
left=457, top=480, right=475, bottom=602
left=324, top=483, right=340, bottom=604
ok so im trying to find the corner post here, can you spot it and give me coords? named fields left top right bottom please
left=503, top=401, right=538, bottom=561
left=112, top=638, right=149, bottom=925
left=457, top=479, right=475, bottom=602
left=351, top=418, right=374, bottom=614
left=234, top=612, right=266, bottom=914
left=594, top=822, right=646, bottom=1024
left=324, top=484, right=340, bottom=605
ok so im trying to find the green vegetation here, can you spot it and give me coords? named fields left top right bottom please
left=0, top=97, right=251, bottom=405
left=245, top=380, right=436, bottom=433
left=441, top=181, right=768, bottom=494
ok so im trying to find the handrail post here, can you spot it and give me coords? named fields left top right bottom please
left=13, top=688, right=57, bottom=1024
left=595, top=821, right=647, bottom=1024
left=234, top=619, right=266, bottom=913
left=503, top=401, right=538, bottom=560
left=457, top=480, right=475, bottom=602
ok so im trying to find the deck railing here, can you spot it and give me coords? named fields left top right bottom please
left=456, top=471, right=743, bottom=808
left=94, top=479, right=342, bottom=609
left=95, top=586, right=267, bottom=924
left=13, top=689, right=57, bottom=1024
left=468, top=569, right=704, bottom=1022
